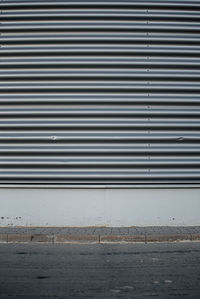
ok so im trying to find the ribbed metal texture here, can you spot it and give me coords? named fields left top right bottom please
left=1, top=0, right=200, bottom=187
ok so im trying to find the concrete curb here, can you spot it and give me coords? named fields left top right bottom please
left=0, top=233, right=200, bottom=243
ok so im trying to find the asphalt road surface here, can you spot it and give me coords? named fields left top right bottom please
left=0, top=243, right=200, bottom=298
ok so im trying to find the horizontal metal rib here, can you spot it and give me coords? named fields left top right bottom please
left=2, top=34, right=200, bottom=45
left=1, top=10, right=200, bottom=21
left=1, top=57, right=200, bottom=68
left=0, top=133, right=199, bottom=142
left=1, top=70, right=200, bottom=80
left=1, top=81, right=200, bottom=93
left=0, top=94, right=200, bottom=104
left=1, top=24, right=200, bottom=34
left=0, top=121, right=199, bottom=130
left=1, top=1, right=200, bottom=9
left=1, top=159, right=200, bottom=167
left=2, top=46, right=200, bottom=57
left=0, top=108, right=199, bottom=117
left=0, top=145, right=199, bottom=155
left=0, top=172, right=200, bottom=182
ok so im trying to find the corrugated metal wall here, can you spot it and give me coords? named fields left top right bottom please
left=0, top=0, right=200, bottom=187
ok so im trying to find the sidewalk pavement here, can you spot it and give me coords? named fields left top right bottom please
left=0, top=226, right=200, bottom=243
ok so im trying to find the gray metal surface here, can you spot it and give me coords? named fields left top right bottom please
left=1, top=0, right=200, bottom=186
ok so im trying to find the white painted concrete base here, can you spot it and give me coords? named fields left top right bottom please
left=0, top=189, right=199, bottom=227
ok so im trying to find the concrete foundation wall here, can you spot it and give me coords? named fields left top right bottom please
left=0, top=189, right=199, bottom=227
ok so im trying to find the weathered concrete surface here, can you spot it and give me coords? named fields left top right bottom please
left=0, top=226, right=200, bottom=243
left=0, top=189, right=200, bottom=226
left=0, top=243, right=200, bottom=298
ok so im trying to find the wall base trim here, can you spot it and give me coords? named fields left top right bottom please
left=0, top=188, right=199, bottom=227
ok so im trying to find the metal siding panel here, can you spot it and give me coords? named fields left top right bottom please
left=0, top=0, right=200, bottom=186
